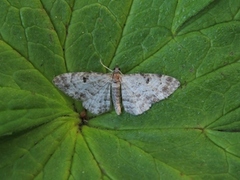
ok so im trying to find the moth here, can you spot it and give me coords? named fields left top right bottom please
left=53, top=61, right=180, bottom=115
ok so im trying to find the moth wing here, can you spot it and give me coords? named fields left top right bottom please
left=121, top=74, right=180, bottom=115
left=53, top=72, right=112, bottom=115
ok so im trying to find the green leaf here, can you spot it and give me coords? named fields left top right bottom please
left=0, top=0, right=240, bottom=179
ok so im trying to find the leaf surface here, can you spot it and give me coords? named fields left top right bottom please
left=0, top=0, right=240, bottom=179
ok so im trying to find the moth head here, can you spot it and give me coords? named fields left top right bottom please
left=114, top=66, right=121, bottom=73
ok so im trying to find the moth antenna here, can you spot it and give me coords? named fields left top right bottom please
left=100, top=59, right=113, bottom=72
